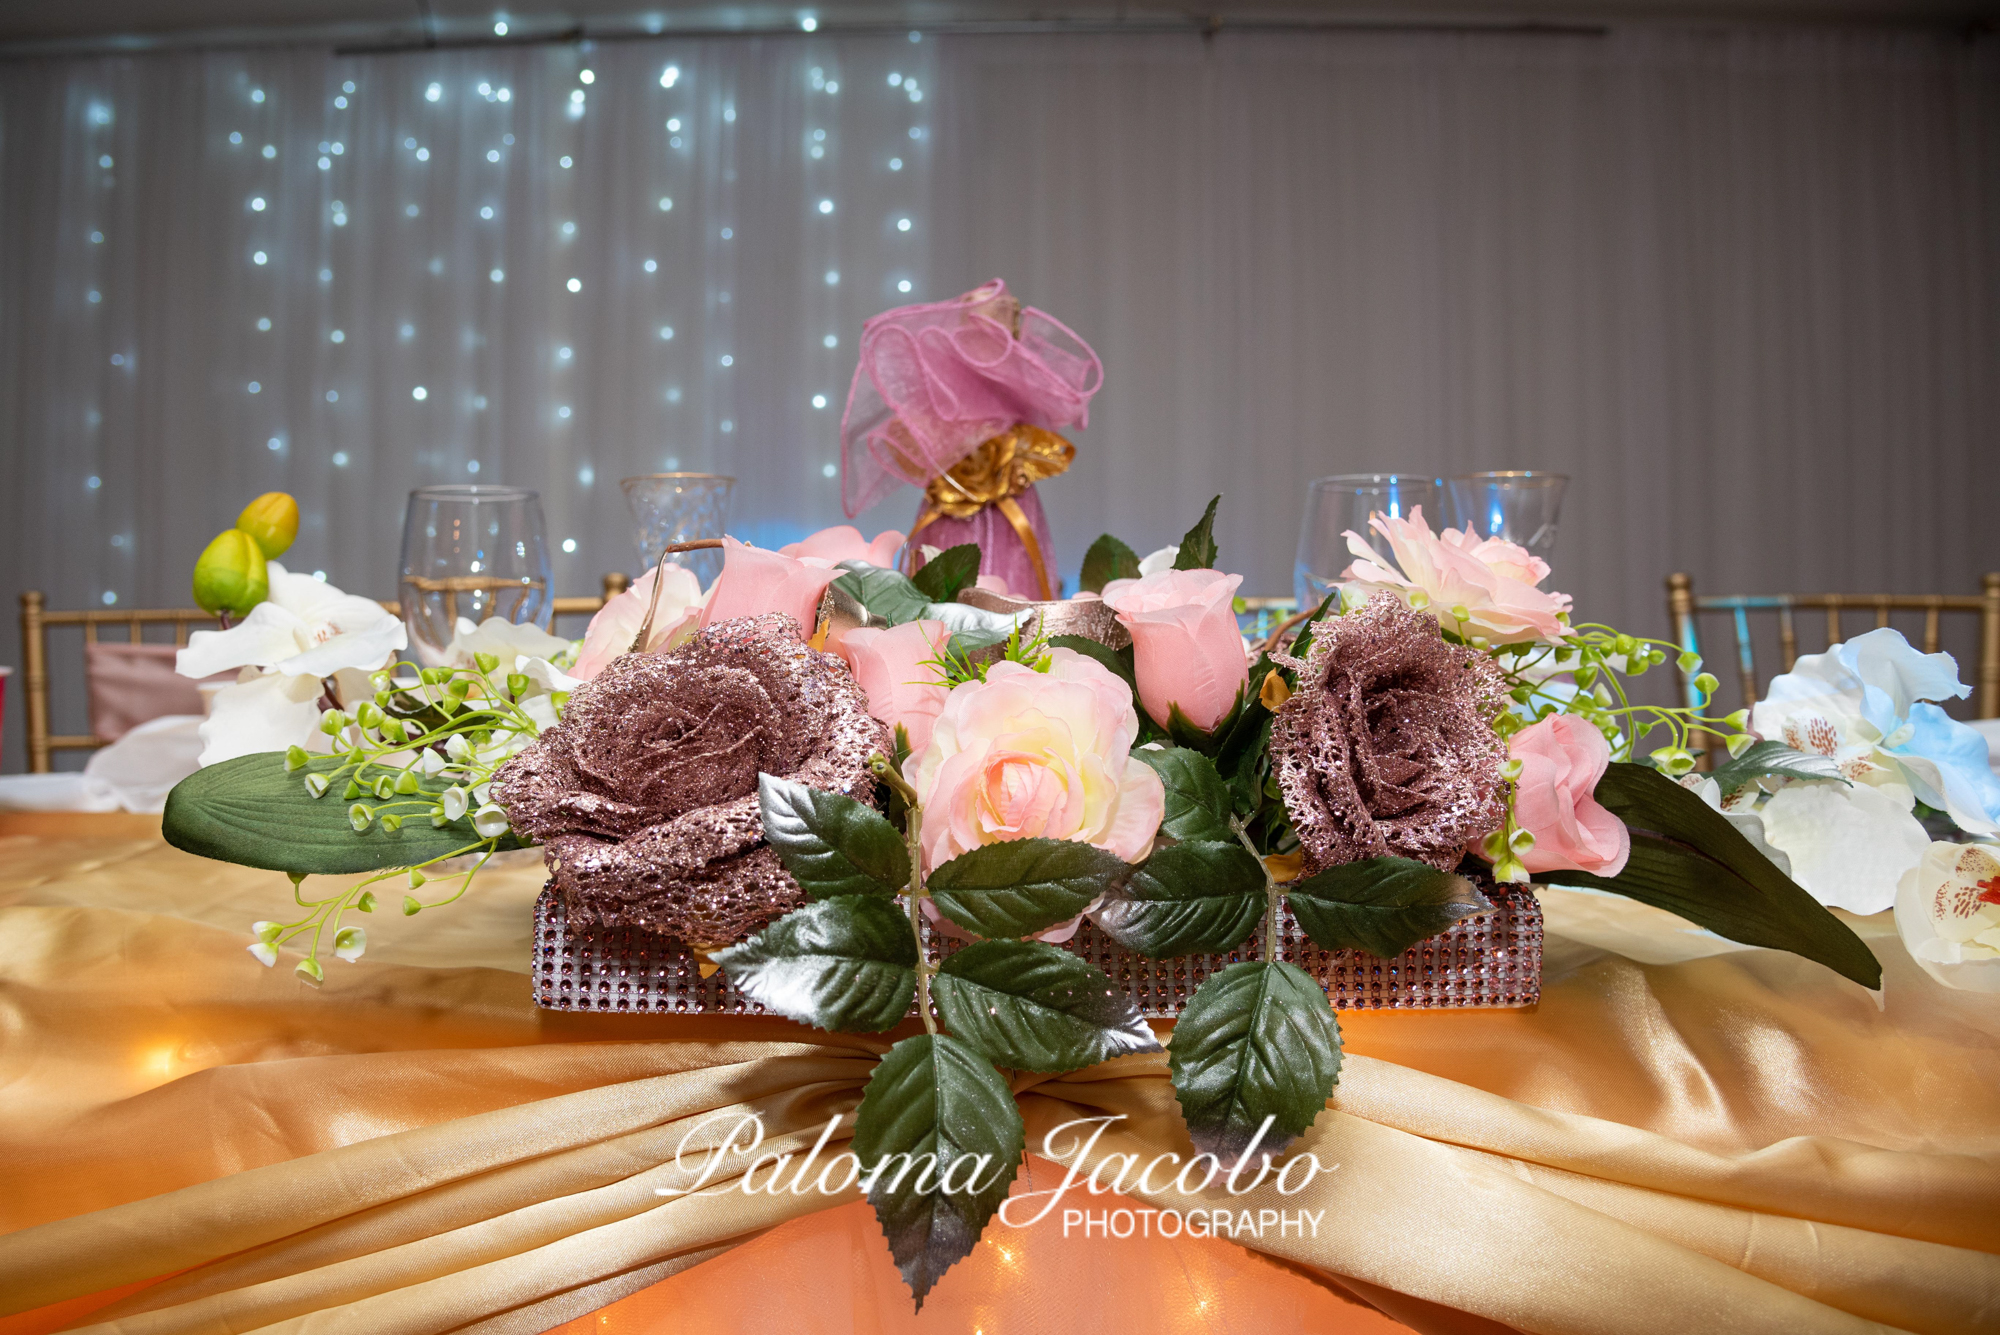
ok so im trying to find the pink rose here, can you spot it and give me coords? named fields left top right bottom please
left=780, top=524, right=905, bottom=569
left=699, top=537, right=845, bottom=638
left=839, top=619, right=950, bottom=756
left=1506, top=714, right=1630, bottom=877
left=908, top=648, right=1166, bottom=873
left=973, top=572, right=1017, bottom=598
left=1342, top=505, right=1572, bottom=644
left=573, top=564, right=704, bottom=681
left=1099, top=568, right=1250, bottom=733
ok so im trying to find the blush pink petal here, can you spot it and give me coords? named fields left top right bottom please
left=838, top=620, right=949, bottom=756
left=781, top=524, right=906, bottom=568
left=700, top=537, right=844, bottom=637
left=573, top=565, right=703, bottom=681
left=1101, top=569, right=1248, bottom=732
left=1508, top=714, right=1630, bottom=877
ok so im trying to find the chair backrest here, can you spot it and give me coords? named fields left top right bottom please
left=15, top=573, right=631, bottom=773
left=1665, top=572, right=2000, bottom=763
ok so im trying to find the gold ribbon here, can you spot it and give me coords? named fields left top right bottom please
left=906, top=426, right=1075, bottom=601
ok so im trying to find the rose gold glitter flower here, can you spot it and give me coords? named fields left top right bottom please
left=1271, top=594, right=1507, bottom=874
left=492, top=613, right=891, bottom=944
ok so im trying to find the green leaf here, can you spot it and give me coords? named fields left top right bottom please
left=1129, top=747, right=1235, bottom=842
left=853, top=1033, right=1025, bottom=1310
left=1286, top=857, right=1493, bottom=958
left=1171, top=495, right=1221, bottom=572
left=1048, top=635, right=1137, bottom=697
left=711, top=896, right=918, bottom=1032
left=933, top=940, right=1161, bottom=1072
left=833, top=565, right=932, bottom=626
left=1079, top=534, right=1142, bottom=593
left=1708, top=740, right=1845, bottom=798
left=911, top=543, right=983, bottom=604
left=1095, top=840, right=1266, bottom=957
left=163, top=752, right=515, bottom=874
left=758, top=773, right=909, bottom=899
left=1287, top=590, right=1343, bottom=661
left=1168, top=960, right=1342, bottom=1164
left=1558, top=763, right=1881, bottom=988
left=927, top=838, right=1130, bottom=939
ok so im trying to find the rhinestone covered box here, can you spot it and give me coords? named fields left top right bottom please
left=531, top=884, right=1542, bottom=1016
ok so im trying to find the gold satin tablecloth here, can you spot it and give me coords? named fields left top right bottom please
left=0, top=820, right=1996, bottom=1334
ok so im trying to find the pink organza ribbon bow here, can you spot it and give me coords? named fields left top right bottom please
left=838, top=279, right=1104, bottom=517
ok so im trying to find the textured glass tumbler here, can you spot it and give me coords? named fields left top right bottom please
left=399, top=486, right=553, bottom=668
left=1445, top=471, right=1569, bottom=562
left=1293, top=473, right=1443, bottom=611
left=622, top=474, right=734, bottom=589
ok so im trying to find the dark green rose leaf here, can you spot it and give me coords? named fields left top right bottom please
left=1287, top=857, right=1493, bottom=959
left=911, top=543, right=983, bottom=604
left=1168, top=960, right=1342, bottom=1164
left=1287, top=590, right=1343, bottom=660
left=1707, top=740, right=1845, bottom=798
left=1557, top=763, right=1881, bottom=988
left=711, top=896, right=918, bottom=1032
left=1094, top=840, right=1266, bottom=958
left=163, top=752, right=518, bottom=874
left=1079, top=534, right=1142, bottom=593
left=933, top=939, right=1161, bottom=1073
left=1129, top=746, right=1235, bottom=843
left=758, top=773, right=909, bottom=899
left=853, top=1033, right=1025, bottom=1311
left=927, top=838, right=1130, bottom=939
left=833, top=565, right=933, bottom=627
left=1172, top=495, right=1221, bottom=572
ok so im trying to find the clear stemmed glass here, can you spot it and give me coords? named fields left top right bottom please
left=621, top=474, right=735, bottom=589
left=1444, top=471, right=1569, bottom=562
left=1292, top=473, right=1444, bottom=611
left=398, top=485, right=553, bottom=667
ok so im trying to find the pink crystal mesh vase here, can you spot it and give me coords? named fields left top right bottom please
left=530, top=884, right=1541, bottom=1015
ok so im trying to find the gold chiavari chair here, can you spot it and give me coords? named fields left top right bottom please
left=16, top=573, right=630, bottom=773
left=1665, top=572, right=2000, bottom=766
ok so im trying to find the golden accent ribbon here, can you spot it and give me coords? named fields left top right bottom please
left=906, top=426, right=1075, bottom=601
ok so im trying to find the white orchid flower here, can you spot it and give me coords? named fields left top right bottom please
left=1894, top=842, right=2000, bottom=991
left=195, top=668, right=326, bottom=766
left=1684, top=776, right=1792, bottom=877
left=1758, top=779, right=1930, bottom=915
left=177, top=562, right=405, bottom=680
left=443, top=615, right=574, bottom=671
left=1751, top=628, right=2000, bottom=836
left=516, top=654, right=582, bottom=693
left=1137, top=545, right=1180, bottom=577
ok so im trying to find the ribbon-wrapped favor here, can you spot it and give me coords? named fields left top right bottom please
left=838, top=278, right=1102, bottom=600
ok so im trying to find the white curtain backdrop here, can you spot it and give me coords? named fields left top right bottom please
left=3, top=26, right=1996, bottom=770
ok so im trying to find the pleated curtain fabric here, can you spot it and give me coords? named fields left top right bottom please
left=1, top=26, right=1996, bottom=771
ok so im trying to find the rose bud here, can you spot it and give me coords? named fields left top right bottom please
left=235, top=491, right=300, bottom=558
left=192, top=528, right=269, bottom=617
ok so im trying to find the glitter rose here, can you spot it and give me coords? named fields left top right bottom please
left=1271, top=594, right=1508, bottom=873
left=492, top=614, right=890, bottom=944
left=1341, top=506, right=1572, bottom=644
left=908, top=648, right=1166, bottom=873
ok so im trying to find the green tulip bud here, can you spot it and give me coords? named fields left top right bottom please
left=319, top=709, right=350, bottom=736
left=191, top=528, right=268, bottom=617
left=1726, top=732, right=1757, bottom=759
left=357, top=890, right=377, bottom=912
left=409, top=867, right=427, bottom=888
left=356, top=701, right=384, bottom=730
left=1677, top=649, right=1701, bottom=673
left=295, top=957, right=325, bottom=985
left=285, top=745, right=310, bottom=772
left=474, top=651, right=501, bottom=675
left=373, top=774, right=396, bottom=800
left=1693, top=672, right=1719, bottom=696
left=403, top=895, right=423, bottom=916
left=506, top=673, right=530, bottom=698
left=394, top=769, right=421, bottom=795
left=348, top=803, right=372, bottom=832
left=235, top=491, right=300, bottom=558
left=380, top=813, right=402, bottom=832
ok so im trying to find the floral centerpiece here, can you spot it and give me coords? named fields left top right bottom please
left=163, top=495, right=1880, bottom=1306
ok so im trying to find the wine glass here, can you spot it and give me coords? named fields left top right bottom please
left=622, top=473, right=735, bottom=589
left=398, top=485, right=553, bottom=667
left=1444, top=471, right=1569, bottom=562
left=1292, top=474, right=1444, bottom=611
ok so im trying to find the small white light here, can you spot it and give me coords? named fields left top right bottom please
left=667, top=117, right=681, bottom=132
left=474, top=395, right=488, bottom=408
left=257, top=317, right=272, bottom=330
left=229, top=131, right=242, bottom=145
left=332, top=450, right=349, bottom=464
left=826, top=81, right=839, bottom=93
left=313, top=570, right=328, bottom=581
left=412, top=386, right=428, bottom=401
left=720, top=227, right=733, bottom=240
left=566, top=277, right=581, bottom=292
left=889, top=157, right=903, bottom=171
left=810, top=146, right=824, bottom=159
left=721, top=419, right=734, bottom=432
left=578, top=465, right=594, bottom=484
left=822, top=462, right=838, bottom=478
left=665, top=389, right=681, bottom=404
left=898, top=279, right=912, bottom=292
left=800, top=14, right=817, bottom=30
left=425, top=82, right=442, bottom=102
left=480, top=205, right=494, bottom=219
left=320, top=267, right=333, bottom=282
left=493, top=19, right=508, bottom=35
left=400, top=323, right=415, bottom=338
left=319, top=156, right=332, bottom=170
left=817, top=198, right=834, bottom=214
left=659, top=325, right=674, bottom=340
left=416, top=147, right=429, bottom=161
left=406, top=203, right=419, bottom=217
left=497, top=88, right=511, bottom=102
left=262, top=144, right=277, bottom=158
left=579, top=69, right=595, bottom=84
left=252, top=250, right=268, bottom=265
left=658, top=196, right=673, bottom=211
left=561, top=220, right=576, bottom=236
left=334, top=95, right=348, bottom=108
left=888, top=72, right=902, bottom=86
left=486, top=149, right=501, bottom=163
left=467, top=459, right=481, bottom=474
left=670, top=136, right=683, bottom=148
left=86, top=289, right=101, bottom=303
left=247, top=381, right=261, bottom=394
left=93, top=153, right=112, bottom=168
left=812, top=128, right=825, bottom=141
left=332, top=210, right=346, bottom=224
left=822, top=334, right=838, bottom=348
left=479, top=81, right=492, bottom=96
left=812, top=394, right=827, bottom=409
left=330, top=329, right=345, bottom=343
left=897, top=217, right=911, bottom=231
left=102, top=591, right=118, bottom=606
left=570, top=89, right=585, bottom=104
left=723, top=106, right=735, bottom=122
left=331, top=142, right=344, bottom=155
left=909, top=126, right=922, bottom=140
left=720, top=354, right=733, bottom=367
left=909, top=29, right=921, bottom=41
left=87, top=475, right=102, bottom=489
left=110, top=353, right=124, bottom=366
left=562, top=538, right=578, bottom=552
left=490, top=268, right=505, bottom=282
left=643, top=259, right=657, bottom=273
left=825, top=269, right=839, bottom=284
left=268, top=436, right=283, bottom=450
left=909, top=90, right=922, bottom=103
left=660, top=65, right=679, bottom=88
left=250, top=196, right=267, bottom=211
left=428, top=257, right=443, bottom=274
left=326, top=390, right=339, bottom=402
left=251, top=88, right=266, bottom=103
left=344, top=81, right=355, bottom=93
left=557, top=405, right=571, bottom=418
left=559, top=155, right=573, bottom=169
